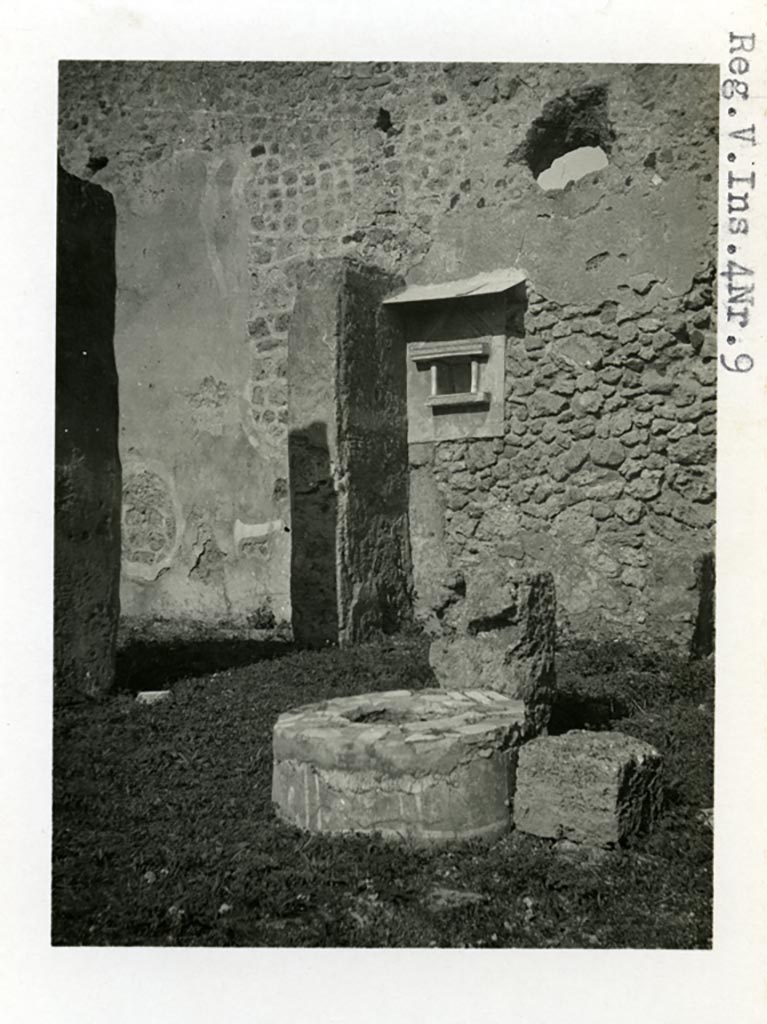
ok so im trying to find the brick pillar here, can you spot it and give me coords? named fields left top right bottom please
left=287, top=257, right=412, bottom=646
left=55, top=166, right=121, bottom=698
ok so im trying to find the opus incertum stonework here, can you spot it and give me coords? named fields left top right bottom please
left=57, top=62, right=717, bottom=693
left=57, top=63, right=702, bottom=847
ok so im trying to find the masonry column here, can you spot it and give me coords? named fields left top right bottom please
left=55, top=166, right=121, bottom=698
left=287, top=257, right=412, bottom=646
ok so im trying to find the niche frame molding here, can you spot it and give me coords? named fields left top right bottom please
left=384, top=267, right=527, bottom=443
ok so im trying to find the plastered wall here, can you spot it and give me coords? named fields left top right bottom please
left=58, top=62, right=717, bottom=645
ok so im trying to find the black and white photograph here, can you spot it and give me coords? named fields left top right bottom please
left=54, top=57, right=717, bottom=948
left=2, top=1, right=766, bottom=1022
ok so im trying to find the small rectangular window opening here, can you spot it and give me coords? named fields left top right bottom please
left=409, top=339, right=491, bottom=410
left=425, top=356, right=490, bottom=408
left=431, top=358, right=476, bottom=397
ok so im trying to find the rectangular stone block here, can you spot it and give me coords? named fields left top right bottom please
left=513, top=730, right=663, bottom=847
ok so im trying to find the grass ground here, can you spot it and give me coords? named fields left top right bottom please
left=52, top=635, right=713, bottom=948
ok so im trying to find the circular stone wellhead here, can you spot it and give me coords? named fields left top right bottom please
left=271, top=688, right=530, bottom=842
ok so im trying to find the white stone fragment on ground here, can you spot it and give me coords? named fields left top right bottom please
left=697, top=807, right=713, bottom=830
left=135, top=690, right=173, bottom=705
left=513, top=730, right=663, bottom=847
left=272, top=688, right=529, bottom=843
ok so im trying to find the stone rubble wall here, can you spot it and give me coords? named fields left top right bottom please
left=58, top=62, right=717, bottom=643
left=428, top=270, right=716, bottom=641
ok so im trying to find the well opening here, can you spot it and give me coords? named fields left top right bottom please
left=343, top=706, right=415, bottom=725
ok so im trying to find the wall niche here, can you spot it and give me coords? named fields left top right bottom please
left=384, top=267, right=527, bottom=443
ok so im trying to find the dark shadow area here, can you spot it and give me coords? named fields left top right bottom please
left=547, top=691, right=628, bottom=735
left=431, top=399, right=491, bottom=420
left=375, top=107, right=393, bottom=133
left=288, top=421, right=338, bottom=647
left=114, top=638, right=294, bottom=693
left=690, top=552, right=715, bottom=660
left=402, top=292, right=508, bottom=345
left=505, top=281, right=528, bottom=339
left=55, top=164, right=121, bottom=699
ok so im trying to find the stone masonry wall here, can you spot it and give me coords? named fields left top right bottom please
left=58, top=62, right=717, bottom=644
left=426, top=272, right=715, bottom=639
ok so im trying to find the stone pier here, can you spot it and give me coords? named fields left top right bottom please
left=54, top=166, right=121, bottom=699
left=288, top=256, right=413, bottom=646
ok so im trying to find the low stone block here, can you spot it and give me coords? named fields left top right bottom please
left=429, top=568, right=556, bottom=729
left=272, top=688, right=528, bottom=842
left=513, top=730, right=663, bottom=847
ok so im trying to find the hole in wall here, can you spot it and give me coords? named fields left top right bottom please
left=585, top=251, right=610, bottom=271
left=375, top=107, right=393, bottom=133
left=509, top=84, right=615, bottom=186
left=87, top=154, right=109, bottom=174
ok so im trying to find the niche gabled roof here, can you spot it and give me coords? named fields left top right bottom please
left=383, top=266, right=527, bottom=306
